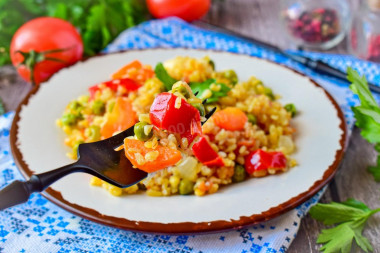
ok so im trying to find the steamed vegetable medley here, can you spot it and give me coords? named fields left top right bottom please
left=57, top=56, right=298, bottom=197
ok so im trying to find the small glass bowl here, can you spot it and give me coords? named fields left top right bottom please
left=280, top=0, right=351, bottom=50
left=349, top=0, right=380, bottom=62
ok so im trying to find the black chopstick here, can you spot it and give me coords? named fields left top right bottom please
left=192, top=20, right=380, bottom=94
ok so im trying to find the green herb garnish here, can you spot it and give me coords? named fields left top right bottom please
left=191, top=79, right=231, bottom=104
left=0, top=0, right=148, bottom=66
left=348, top=67, right=380, bottom=181
left=310, top=199, right=380, bottom=253
left=368, top=144, right=380, bottom=181
left=154, top=62, right=178, bottom=91
left=0, top=97, right=4, bottom=116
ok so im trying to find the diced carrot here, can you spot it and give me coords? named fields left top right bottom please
left=100, top=97, right=136, bottom=139
left=112, top=60, right=142, bottom=79
left=212, top=107, right=248, bottom=131
left=198, top=181, right=207, bottom=192
left=111, top=60, right=154, bottom=84
left=114, top=144, right=124, bottom=151
left=124, top=139, right=182, bottom=173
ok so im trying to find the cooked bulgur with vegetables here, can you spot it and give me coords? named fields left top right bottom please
left=57, top=56, right=297, bottom=197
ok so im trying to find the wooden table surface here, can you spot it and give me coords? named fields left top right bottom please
left=1, top=0, right=379, bottom=252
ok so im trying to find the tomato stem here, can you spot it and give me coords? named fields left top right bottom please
left=14, top=47, right=71, bottom=85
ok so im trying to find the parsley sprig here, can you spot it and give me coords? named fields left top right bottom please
left=154, top=62, right=177, bottom=91
left=348, top=67, right=380, bottom=181
left=0, top=0, right=148, bottom=66
left=154, top=62, right=231, bottom=102
left=191, top=79, right=231, bottom=103
left=310, top=68, right=380, bottom=252
left=310, top=199, right=380, bottom=253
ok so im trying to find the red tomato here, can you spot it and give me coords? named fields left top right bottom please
left=146, top=0, right=211, bottom=22
left=10, top=17, right=83, bottom=85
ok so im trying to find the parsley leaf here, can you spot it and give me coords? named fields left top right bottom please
left=310, top=200, right=380, bottom=253
left=348, top=67, right=380, bottom=143
left=190, top=79, right=231, bottom=104
left=82, top=0, right=147, bottom=56
left=342, top=198, right=372, bottom=212
left=317, top=218, right=371, bottom=253
left=368, top=165, right=380, bottom=181
left=348, top=68, right=378, bottom=108
left=348, top=67, right=380, bottom=181
left=368, top=144, right=380, bottom=181
left=154, top=62, right=178, bottom=91
left=309, top=201, right=367, bottom=225
left=0, top=97, right=4, bottom=116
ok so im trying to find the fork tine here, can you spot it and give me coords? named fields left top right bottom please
left=194, top=91, right=199, bottom=96
left=102, top=106, right=216, bottom=148
left=202, top=107, right=216, bottom=125
left=202, top=99, right=208, bottom=104
left=100, top=125, right=135, bottom=148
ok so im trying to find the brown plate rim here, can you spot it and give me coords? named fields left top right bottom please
left=10, top=48, right=348, bottom=234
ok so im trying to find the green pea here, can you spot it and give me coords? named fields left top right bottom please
left=78, top=95, right=89, bottom=105
left=134, top=122, right=153, bottom=141
left=88, top=125, right=101, bottom=141
left=61, top=113, right=79, bottom=126
left=223, top=70, right=238, bottom=85
left=179, top=179, right=194, bottom=195
left=191, top=102, right=206, bottom=117
left=69, top=101, right=82, bottom=111
left=92, top=100, right=105, bottom=115
left=173, top=85, right=190, bottom=99
left=284, top=103, right=297, bottom=117
left=247, top=114, right=257, bottom=125
left=264, top=87, right=275, bottom=100
left=209, top=59, right=215, bottom=70
left=232, top=165, right=246, bottom=183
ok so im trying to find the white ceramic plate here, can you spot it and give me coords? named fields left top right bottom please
left=11, top=48, right=347, bottom=233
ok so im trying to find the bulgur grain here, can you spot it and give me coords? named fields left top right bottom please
left=59, top=55, right=298, bottom=197
left=145, top=151, right=159, bottom=162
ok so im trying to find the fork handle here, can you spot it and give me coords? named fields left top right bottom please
left=0, top=162, right=82, bottom=211
left=0, top=176, right=42, bottom=210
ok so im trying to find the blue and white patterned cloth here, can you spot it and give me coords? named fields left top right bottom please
left=1, top=17, right=380, bottom=253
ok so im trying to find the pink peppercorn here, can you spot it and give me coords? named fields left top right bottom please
left=368, top=35, right=380, bottom=62
left=287, top=8, right=341, bottom=44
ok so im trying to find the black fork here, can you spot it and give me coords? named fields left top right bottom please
left=0, top=107, right=216, bottom=211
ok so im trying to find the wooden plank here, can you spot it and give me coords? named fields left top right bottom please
left=204, top=0, right=290, bottom=49
left=290, top=128, right=380, bottom=252
left=1, top=0, right=379, bottom=251
left=0, top=65, right=32, bottom=112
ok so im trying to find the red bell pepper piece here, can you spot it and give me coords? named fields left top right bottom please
left=88, top=78, right=141, bottom=99
left=192, top=137, right=224, bottom=167
left=245, top=149, right=287, bottom=174
left=149, top=92, right=202, bottom=142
